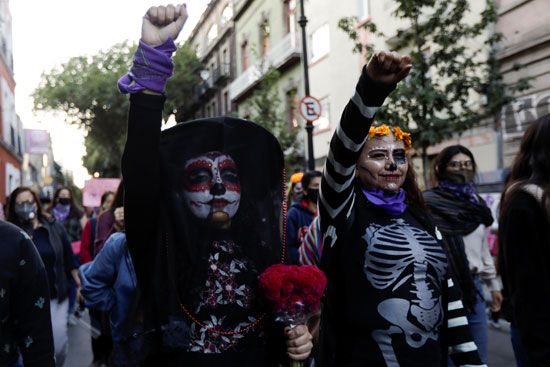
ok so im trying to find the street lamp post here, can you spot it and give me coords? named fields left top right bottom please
left=298, top=0, right=315, bottom=171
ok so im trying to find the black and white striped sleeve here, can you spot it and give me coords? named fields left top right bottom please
left=319, top=68, right=395, bottom=237
left=445, top=277, right=487, bottom=367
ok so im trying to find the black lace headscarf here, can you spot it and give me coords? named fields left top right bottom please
left=142, top=117, right=285, bottom=337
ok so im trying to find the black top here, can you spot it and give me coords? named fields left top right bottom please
left=0, top=221, right=55, bottom=367
left=329, top=192, right=449, bottom=366
left=30, top=220, right=78, bottom=301
left=122, top=93, right=286, bottom=366
left=499, top=190, right=550, bottom=367
left=317, top=68, right=484, bottom=366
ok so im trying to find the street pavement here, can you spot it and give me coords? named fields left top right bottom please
left=65, top=313, right=517, bottom=367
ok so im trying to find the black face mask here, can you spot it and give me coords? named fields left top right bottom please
left=442, top=170, right=475, bottom=184
left=15, top=203, right=38, bottom=222
left=305, top=188, right=319, bottom=204
left=58, top=198, right=71, bottom=206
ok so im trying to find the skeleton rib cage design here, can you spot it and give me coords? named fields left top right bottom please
left=362, top=219, right=448, bottom=366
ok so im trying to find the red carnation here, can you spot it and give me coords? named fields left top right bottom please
left=258, top=264, right=327, bottom=318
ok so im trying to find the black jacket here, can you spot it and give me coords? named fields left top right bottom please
left=0, top=221, right=55, bottom=367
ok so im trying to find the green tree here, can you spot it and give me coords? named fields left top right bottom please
left=33, top=42, right=201, bottom=177
left=240, top=67, right=303, bottom=172
left=339, top=0, right=530, bottom=186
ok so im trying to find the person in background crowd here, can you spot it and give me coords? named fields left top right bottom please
left=51, top=187, right=86, bottom=244
left=499, top=114, right=550, bottom=367
left=79, top=190, right=116, bottom=367
left=6, top=187, right=80, bottom=366
left=287, top=172, right=304, bottom=208
left=424, top=145, right=502, bottom=365
left=317, top=51, right=484, bottom=366
left=95, top=183, right=124, bottom=255
left=118, top=5, right=313, bottom=365
left=286, top=171, right=321, bottom=264
left=51, top=187, right=86, bottom=322
left=0, top=220, right=55, bottom=367
left=80, top=191, right=115, bottom=264
left=80, top=232, right=142, bottom=366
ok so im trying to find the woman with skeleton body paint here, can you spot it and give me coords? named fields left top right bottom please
left=316, top=52, right=485, bottom=366
left=118, top=4, right=312, bottom=366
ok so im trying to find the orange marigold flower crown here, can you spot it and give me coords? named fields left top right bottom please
left=368, top=124, right=412, bottom=150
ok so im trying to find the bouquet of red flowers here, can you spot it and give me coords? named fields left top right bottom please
left=259, top=264, right=327, bottom=366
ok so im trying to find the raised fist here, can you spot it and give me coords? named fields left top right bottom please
left=366, top=51, right=412, bottom=85
left=142, top=4, right=188, bottom=47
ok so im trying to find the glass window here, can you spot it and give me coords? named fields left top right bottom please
left=221, top=5, right=233, bottom=26
left=359, top=0, right=370, bottom=20
left=207, top=24, right=218, bottom=45
left=310, top=24, right=330, bottom=63
left=241, top=41, right=249, bottom=71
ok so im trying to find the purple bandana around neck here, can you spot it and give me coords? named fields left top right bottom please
left=361, top=187, right=407, bottom=216
left=439, top=180, right=479, bottom=204
left=118, top=38, right=177, bottom=95
left=53, top=204, right=71, bottom=222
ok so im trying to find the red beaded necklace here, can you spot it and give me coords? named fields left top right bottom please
left=168, top=169, right=288, bottom=336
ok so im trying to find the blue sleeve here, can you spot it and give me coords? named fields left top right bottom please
left=79, top=233, right=125, bottom=312
left=285, top=208, right=300, bottom=263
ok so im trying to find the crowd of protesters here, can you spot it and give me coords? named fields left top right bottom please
left=0, top=4, right=549, bottom=367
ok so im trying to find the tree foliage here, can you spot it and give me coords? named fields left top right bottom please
left=338, top=0, right=530, bottom=185
left=33, top=42, right=201, bottom=177
left=240, top=67, right=303, bottom=171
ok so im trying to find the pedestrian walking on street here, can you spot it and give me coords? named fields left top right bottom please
left=94, top=182, right=124, bottom=256
left=117, top=4, right=313, bottom=366
left=50, top=187, right=87, bottom=323
left=499, top=114, right=550, bottom=367
left=80, top=190, right=116, bottom=367
left=0, top=220, right=55, bottom=367
left=79, top=232, right=142, bottom=366
left=317, top=51, right=485, bottom=366
left=6, top=187, right=81, bottom=366
left=424, top=145, right=502, bottom=365
left=286, top=170, right=321, bottom=264
left=80, top=190, right=115, bottom=265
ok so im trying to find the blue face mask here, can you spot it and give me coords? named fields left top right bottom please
left=15, top=202, right=37, bottom=222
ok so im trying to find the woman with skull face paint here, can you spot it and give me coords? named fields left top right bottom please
left=316, top=52, right=484, bottom=367
left=424, top=145, right=500, bottom=365
left=6, top=187, right=80, bottom=366
left=118, top=4, right=313, bottom=366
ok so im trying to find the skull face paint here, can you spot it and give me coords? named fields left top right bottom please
left=182, top=152, right=241, bottom=222
left=357, top=134, right=408, bottom=192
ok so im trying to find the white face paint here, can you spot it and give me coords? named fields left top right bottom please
left=356, top=135, right=408, bottom=192
left=182, top=152, right=241, bottom=221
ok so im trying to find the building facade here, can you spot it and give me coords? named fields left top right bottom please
left=497, top=0, right=550, bottom=167
left=183, top=0, right=236, bottom=120
left=0, top=0, right=23, bottom=203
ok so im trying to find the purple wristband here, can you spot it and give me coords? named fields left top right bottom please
left=117, top=38, right=177, bottom=94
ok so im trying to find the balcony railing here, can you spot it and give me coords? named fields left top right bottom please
left=229, top=33, right=300, bottom=101
left=213, top=63, right=231, bottom=85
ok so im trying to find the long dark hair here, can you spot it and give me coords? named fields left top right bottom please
left=6, top=186, right=51, bottom=227
left=403, top=161, right=426, bottom=208
left=500, top=114, right=550, bottom=221
left=432, top=144, right=477, bottom=183
left=110, top=180, right=124, bottom=214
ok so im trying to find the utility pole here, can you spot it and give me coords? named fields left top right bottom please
left=298, top=0, right=315, bottom=170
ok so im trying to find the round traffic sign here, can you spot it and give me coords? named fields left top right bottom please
left=299, top=96, right=322, bottom=121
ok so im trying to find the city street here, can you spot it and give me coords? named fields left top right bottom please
left=65, top=312, right=517, bottom=367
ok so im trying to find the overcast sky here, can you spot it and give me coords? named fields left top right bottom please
left=10, top=0, right=207, bottom=187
